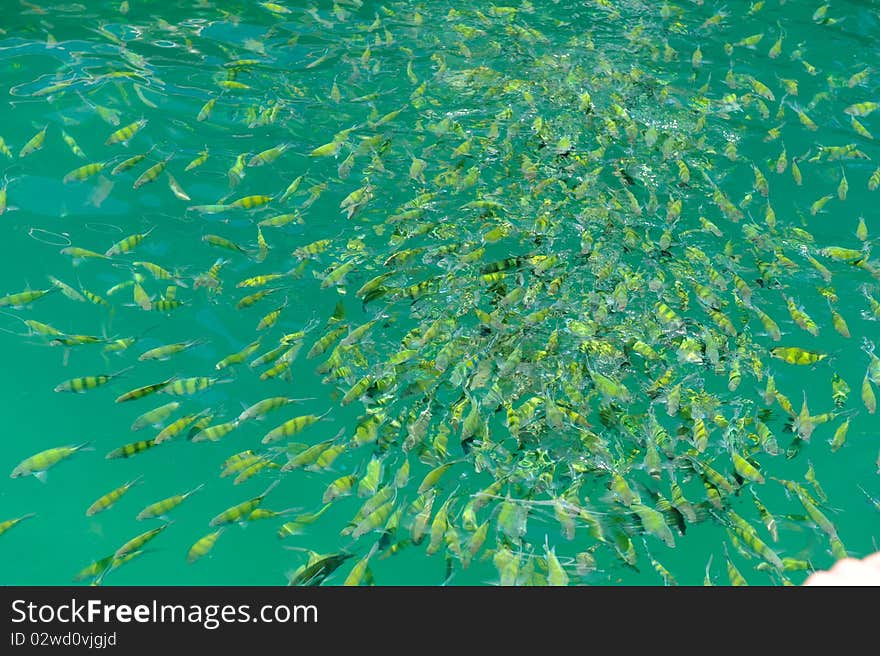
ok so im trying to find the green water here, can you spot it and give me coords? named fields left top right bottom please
left=0, top=0, right=878, bottom=587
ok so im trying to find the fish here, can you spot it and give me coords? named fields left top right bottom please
left=770, top=347, right=827, bottom=365
left=54, top=367, right=132, bottom=393
left=248, top=143, right=290, bottom=167
left=263, top=412, right=329, bottom=444
left=159, top=377, right=230, bottom=396
left=137, top=484, right=204, bottom=520
left=105, top=227, right=155, bottom=257
left=63, top=162, right=105, bottom=183
left=190, top=420, right=240, bottom=443
left=209, top=481, right=279, bottom=527
left=0, top=513, right=37, bottom=538
left=0, top=287, right=57, bottom=308
left=132, top=155, right=173, bottom=189
left=105, top=439, right=157, bottom=460
left=287, top=552, right=353, bottom=586
left=86, top=475, right=144, bottom=516
left=19, top=125, right=47, bottom=158
left=238, top=396, right=307, bottom=422
left=185, top=148, right=209, bottom=171
left=105, top=119, right=147, bottom=145
left=114, top=523, right=172, bottom=559
left=138, top=339, right=205, bottom=362
left=187, top=529, right=224, bottom=563
left=115, top=377, right=176, bottom=403
left=11, top=443, right=91, bottom=482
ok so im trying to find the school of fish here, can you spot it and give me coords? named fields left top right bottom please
left=0, top=0, right=879, bottom=586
